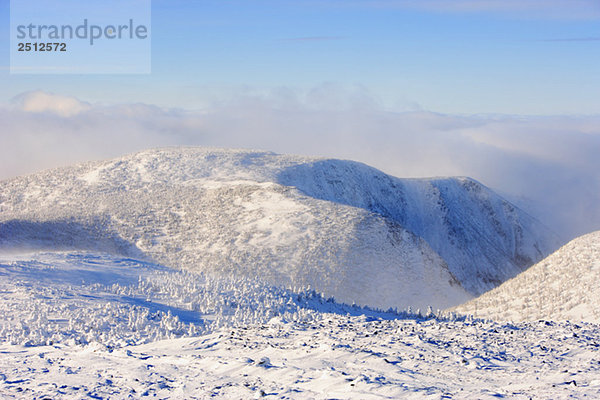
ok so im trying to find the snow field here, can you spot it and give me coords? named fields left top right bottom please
left=0, top=252, right=409, bottom=349
left=0, top=251, right=598, bottom=399
left=1, top=315, right=598, bottom=399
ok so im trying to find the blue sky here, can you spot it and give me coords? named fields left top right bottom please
left=1, top=0, right=600, bottom=114
left=1, top=1, right=600, bottom=237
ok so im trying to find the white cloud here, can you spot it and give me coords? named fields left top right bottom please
left=1, top=88, right=599, bottom=240
left=12, top=91, right=91, bottom=117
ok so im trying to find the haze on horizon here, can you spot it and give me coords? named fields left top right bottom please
left=1, top=0, right=599, bottom=240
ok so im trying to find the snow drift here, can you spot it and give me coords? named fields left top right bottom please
left=0, top=147, right=558, bottom=310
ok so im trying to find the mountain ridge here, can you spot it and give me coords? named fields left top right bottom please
left=0, top=147, right=559, bottom=309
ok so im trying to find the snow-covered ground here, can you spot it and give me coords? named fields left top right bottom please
left=1, top=251, right=599, bottom=399
left=0, top=251, right=348, bottom=348
left=455, top=230, right=600, bottom=323
left=0, top=147, right=559, bottom=310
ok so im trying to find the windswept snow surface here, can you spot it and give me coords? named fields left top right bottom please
left=0, top=251, right=352, bottom=348
left=0, top=251, right=599, bottom=399
left=0, top=147, right=558, bottom=310
left=454, top=230, right=600, bottom=323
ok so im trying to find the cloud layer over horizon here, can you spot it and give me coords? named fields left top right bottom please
left=2, top=90, right=599, bottom=241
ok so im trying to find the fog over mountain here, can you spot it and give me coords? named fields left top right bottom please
left=2, top=90, right=599, bottom=240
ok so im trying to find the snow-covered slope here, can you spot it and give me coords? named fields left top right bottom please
left=277, top=159, right=559, bottom=294
left=0, top=251, right=396, bottom=348
left=1, top=251, right=599, bottom=399
left=454, top=230, right=600, bottom=322
left=0, top=147, right=557, bottom=309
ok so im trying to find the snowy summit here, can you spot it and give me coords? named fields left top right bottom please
left=0, top=147, right=558, bottom=310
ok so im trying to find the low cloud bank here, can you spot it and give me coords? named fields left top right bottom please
left=2, top=90, right=599, bottom=240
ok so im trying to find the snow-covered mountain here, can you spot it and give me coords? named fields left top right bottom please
left=276, top=159, right=559, bottom=294
left=0, top=147, right=558, bottom=309
left=454, top=230, right=600, bottom=322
